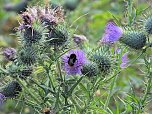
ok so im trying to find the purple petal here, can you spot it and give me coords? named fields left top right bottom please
left=120, top=52, right=129, bottom=68
left=100, top=21, right=123, bottom=44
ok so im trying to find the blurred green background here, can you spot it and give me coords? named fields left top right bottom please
left=0, top=0, right=151, bottom=114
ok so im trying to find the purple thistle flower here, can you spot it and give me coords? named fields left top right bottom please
left=120, top=52, right=129, bottom=68
left=3, top=47, right=16, bottom=61
left=0, top=93, right=5, bottom=105
left=62, top=49, right=87, bottom=75
left=100, top=20, right=123, bottom=44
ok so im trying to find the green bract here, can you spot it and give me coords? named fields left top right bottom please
left=0, top=81, right=22, bottom=98
left=120, top=31, right=147, bottom=50
left=81, top=62, right=99, bottom=77
left=144, top=16, right=152, bottom=34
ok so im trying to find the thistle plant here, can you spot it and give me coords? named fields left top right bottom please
left=0, top=1, right=152, bottom=114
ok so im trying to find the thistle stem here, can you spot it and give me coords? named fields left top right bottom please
left=16, top=78, right=41, bottom=104
left=141, top=57, right=152, bottom=105
left=104, top=71, right=119, bottom=110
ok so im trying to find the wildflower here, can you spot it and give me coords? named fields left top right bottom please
left=99, top=20, right=123, bottom=44
left=120, top=31, right=146, bottom=50
left=120, top=52, right=129, bottom=68
left=62, top=49, right=87, bottom=75
left=0, top=93, right=5, bottom=105
left=3, top=47, right=16, bottom=61
left=73, top=34, right=87, bottom=45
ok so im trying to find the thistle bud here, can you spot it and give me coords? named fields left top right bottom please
left=18, top=11, right=47, bottom=44
left=23, top=27, right=43, bottom=44
left=18, top=46, right=37, bottom=65
left=81, top=62, right=99, bottom=77
left=144, top=16, right=152, bottom=34
left=3, top=48, right=16, bottom=61
left=120, top=31, right=147, bottom=50
left=47, top=26, right=68, bottom=46
left=0, top=81, right=22, bottom=98
left=93, top=55, right=111, bottom=74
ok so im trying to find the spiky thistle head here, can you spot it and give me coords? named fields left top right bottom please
left=0, top=81, right=22, bottom=98
left=144, top=16, right=152, bottom=34
left=7, top=63, right=33, bottom=78
left=90, top=47, right=113, bottom=75
left=17, top=46, right=38, bottom=65
left=137, top=8, right=152, bottom=34
left=18, top=19, right=47, bottom=45
left=38, top=6, right=64, bottom=28
left=120, top=29, right=147, bottom=50
left=47, top=24, right=69, bottom=46
left=81, top=61, right=99, bottom=77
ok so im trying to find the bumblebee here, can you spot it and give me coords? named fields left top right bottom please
left=68, top=54, right=77, bottom=66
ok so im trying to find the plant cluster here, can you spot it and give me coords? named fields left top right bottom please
left=0, top=1, right=152, bottom=114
